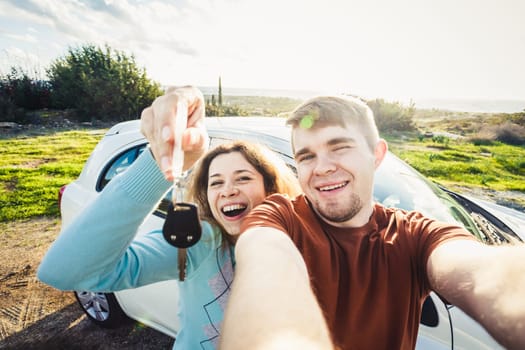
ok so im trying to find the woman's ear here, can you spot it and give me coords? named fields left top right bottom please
left=374, top=139, right=388, bottom=168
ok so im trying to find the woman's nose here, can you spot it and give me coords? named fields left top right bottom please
left=220, top=183, right=239, bottom=197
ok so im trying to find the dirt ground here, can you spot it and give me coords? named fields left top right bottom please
left=0, top=218, right=174, bottom=350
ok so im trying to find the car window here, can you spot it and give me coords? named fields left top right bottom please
left=373, top=154, right=491, bottom=243
left=97, top=144, right=147, bottom=191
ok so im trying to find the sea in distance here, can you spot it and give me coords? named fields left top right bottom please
left=199, top=86, right=525, bottom=114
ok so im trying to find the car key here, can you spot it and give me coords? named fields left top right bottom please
left=163, top=202, right=201, bottom=248
left=162, top=102, right=202, bottom=248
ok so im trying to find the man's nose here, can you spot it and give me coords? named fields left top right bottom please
left=314, top=154, right=337, bottom=175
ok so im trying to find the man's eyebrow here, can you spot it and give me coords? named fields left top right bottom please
left=294, top=147, right=311, bottom=159
left=327, top=137, right=355, bottom=145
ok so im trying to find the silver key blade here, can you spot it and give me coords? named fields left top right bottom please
left=172, top=101, right=187, bottom=203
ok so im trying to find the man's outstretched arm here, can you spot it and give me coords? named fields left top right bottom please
left=219, top=227, right=334, bottom=350
left=428, top=240, right=525, bottom=350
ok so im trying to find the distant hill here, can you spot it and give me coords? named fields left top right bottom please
left=198, top=86, right=525, bottom=113
left=198, top=86, right=322, bottom=100
left=413, top=98, right=525, bottom=114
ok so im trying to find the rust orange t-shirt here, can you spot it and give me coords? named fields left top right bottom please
left=241, top=193, right=477, bottom=350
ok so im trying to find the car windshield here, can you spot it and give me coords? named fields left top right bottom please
left=374, top=153, right=481, bottom=240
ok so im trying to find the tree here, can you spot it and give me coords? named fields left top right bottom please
left=0, top=66, right=51, bottom=122
left=218, top=76, right=223, bottom=107
left=205, top=75, right=247, bottom=116
left=47, top=44, right=163, bottom=121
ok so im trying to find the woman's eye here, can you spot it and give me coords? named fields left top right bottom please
left=237, top=176, right=252, bottom=182
left=209, top=180, right=223, bottom=187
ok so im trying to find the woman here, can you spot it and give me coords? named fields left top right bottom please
left=37, top=135, right=300, bottom=349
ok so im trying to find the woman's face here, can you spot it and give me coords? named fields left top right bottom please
left=207, top=151, right=267, bottom=236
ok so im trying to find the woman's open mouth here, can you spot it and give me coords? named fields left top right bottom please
left=221, top=203, right=248, bottom=218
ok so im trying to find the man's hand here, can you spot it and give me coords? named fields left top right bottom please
left=140, top=86, right=208, bottom=180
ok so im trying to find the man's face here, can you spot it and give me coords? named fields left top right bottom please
left=292, top=124, right=378, bottom=227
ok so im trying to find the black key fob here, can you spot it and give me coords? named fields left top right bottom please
left=162, top=202, right=202, bottom=248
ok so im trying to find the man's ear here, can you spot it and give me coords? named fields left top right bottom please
left=374, top=139, right=388, bottom=168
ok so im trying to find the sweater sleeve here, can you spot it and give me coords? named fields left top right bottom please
left=38, top=150, right=181, bottom=291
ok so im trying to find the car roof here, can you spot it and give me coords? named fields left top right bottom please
left=105, top=116, right=295, bottom=163
left=206, top=116, right=291, bottom=139
left=206, top=117, right=293, bottom=161
left=106, top=116, right=291, bottom=141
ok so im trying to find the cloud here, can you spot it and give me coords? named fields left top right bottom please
left=2, top=0, right=202, bottom=57
left=84, top=0, right=135, bottom=21
left=0, top=46, right=45, bottom=78
left=1, top=0, right=524, bottom=100
left=4, top=32, right=38, bottom=43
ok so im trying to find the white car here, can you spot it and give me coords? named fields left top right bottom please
left=59, top=117, right=524, bottom=349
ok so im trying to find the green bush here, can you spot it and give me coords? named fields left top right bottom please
left=432, top=135, right=450, bottom=147
left=0, top=66, right=51, bottom=122
left=367, top=98, right=417, bottom=134
left=47, top=44, right=163, bottom=121
left=0, top=93, right=18, bottom=122
left=469, top=137, right=494, bottom=146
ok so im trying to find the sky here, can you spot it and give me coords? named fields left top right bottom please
left=1, top=0, right=525, bottom=106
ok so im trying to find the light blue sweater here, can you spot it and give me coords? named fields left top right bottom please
left=38, top=150, right=234, bottom=349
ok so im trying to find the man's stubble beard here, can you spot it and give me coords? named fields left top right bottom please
left=314, top=193, right=363, bottom=224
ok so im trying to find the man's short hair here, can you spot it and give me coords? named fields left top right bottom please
left=286, top=95, right=380, bottom=152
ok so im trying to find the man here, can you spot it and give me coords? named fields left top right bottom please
left=148, top=88, right=524, bottom=350
left=220, top=95, right=525, bottom=349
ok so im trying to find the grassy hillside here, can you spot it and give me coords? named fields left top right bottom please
left=387, top=109, right=525, bottom=209
left=387, top=136, right=524, bottom=195
left=0, top=129, right=104, bottom=221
